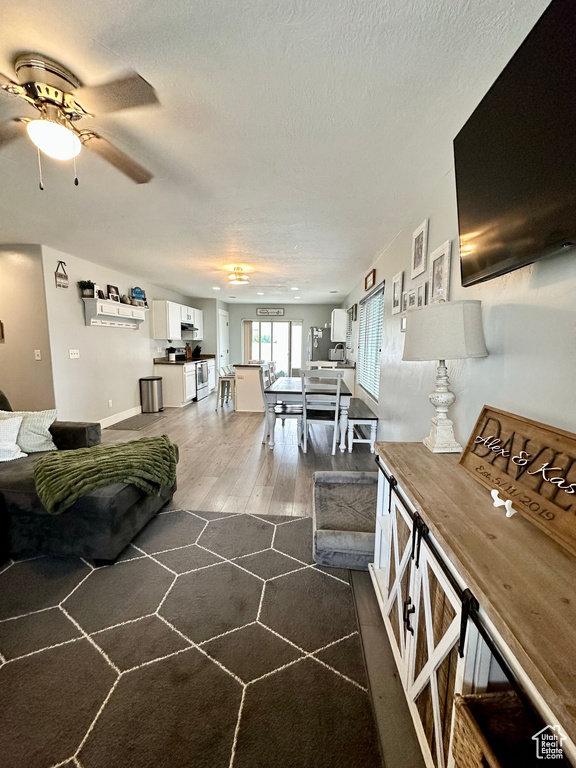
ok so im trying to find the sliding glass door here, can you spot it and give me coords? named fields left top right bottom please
left=244, top=320, right=302, bottom=376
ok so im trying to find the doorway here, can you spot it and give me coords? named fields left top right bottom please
left=217, top=309, right=230, bottom=369
left=243, top=320, right=302, bottom=376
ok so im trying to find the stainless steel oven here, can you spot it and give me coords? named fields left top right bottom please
left=195, top=360, right=209, bottom=400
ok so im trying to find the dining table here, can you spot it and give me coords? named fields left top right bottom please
left=263, top=376, right=352, bottom=451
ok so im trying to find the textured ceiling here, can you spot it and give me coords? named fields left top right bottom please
left=0, top=0, right=550, bottom=303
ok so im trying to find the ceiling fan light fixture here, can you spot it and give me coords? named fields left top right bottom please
left=27, top=118, right=81, bottom=160
left=228, top=267, right=250, bottom=285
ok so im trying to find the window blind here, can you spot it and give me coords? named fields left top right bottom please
left=358, top=283, right=384, bottom=400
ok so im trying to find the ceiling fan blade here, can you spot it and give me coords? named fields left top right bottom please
left=0, top=119, right=26, bottom=148
left=0, top=71, right=18, bottom=89
left=75, top=73, right=158, bottom=114
left=79, top=132, right=153, bottom=184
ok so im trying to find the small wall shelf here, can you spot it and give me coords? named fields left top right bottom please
left=82, top=298, right=148, bottom=329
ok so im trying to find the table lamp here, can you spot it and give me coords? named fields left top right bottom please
left=402, top=300, right=488, bottom=453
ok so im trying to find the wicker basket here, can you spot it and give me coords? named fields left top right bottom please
left=452, top=691, right=547, bottom=768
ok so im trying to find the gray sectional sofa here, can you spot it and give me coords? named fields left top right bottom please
left=0, top=390, right=176, bottom=565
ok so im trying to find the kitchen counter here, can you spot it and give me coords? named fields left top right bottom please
left=307, top=360, right=356, bottom=369
left=153, top=355, right=215, bottom=365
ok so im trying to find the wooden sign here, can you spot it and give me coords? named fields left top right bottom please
left=256, top=308, right=285, bottom=316
left=460, top=406, right=576, bottom=556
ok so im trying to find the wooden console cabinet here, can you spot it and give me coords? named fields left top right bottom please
left=371, top=443, right=576, bottom=768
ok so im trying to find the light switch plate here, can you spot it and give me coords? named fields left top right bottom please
left=34, top=349, right=42, bottom=361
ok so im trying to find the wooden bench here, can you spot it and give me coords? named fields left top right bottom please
left=346, top=398, right=378, bottom=453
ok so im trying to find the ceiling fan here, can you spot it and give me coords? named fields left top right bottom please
left=0, top=52, right=158, bottom=184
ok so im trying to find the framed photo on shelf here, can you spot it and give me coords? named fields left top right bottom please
left=402, top=291, right=408, bottom=313
left=411, top=219, right=429, bottom=279
left=107, top=285, right=120, bottom=302
left=429, top=240, right=451, bottom=303
left=364, top=269, right=376, bottom=291
left=407, top=288, right=417, bottom=310
left=391, top=271, right=403, bottom=315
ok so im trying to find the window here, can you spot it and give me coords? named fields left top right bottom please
left=358, top=283, right=384, bottom=400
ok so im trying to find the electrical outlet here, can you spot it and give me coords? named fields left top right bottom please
left=156, top=347, right=163, bottom=354
left=34, top=349, right=42, bottom=361
left=108, top=400, right=113, bottom=408
left=69, top=349, right=80, bottom=359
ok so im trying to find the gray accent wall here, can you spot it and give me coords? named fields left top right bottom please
left=227, top=304, right=335, bottom=366
left=0, top=245, right=55, bottom=410
left=343, top=168, right=576, bottom=444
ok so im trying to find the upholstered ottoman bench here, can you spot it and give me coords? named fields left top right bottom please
left=312, top=470, right=378, bottom=571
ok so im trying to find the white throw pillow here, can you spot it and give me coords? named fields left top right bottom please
left=0, top=416, right=28, bottom=462
left=0, top=409, right=57, bottom=453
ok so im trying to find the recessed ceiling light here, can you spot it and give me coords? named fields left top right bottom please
left=257, top=292, right=264, bottom=295
left=290, top=287, right=299, bottom=291
left=329, top=290, right=338, bottom=294
left=294, top=296, right=301, bottom=300
left=229, top=296, right=236, bottom=299
left=213, top=287, right=221, bottom=291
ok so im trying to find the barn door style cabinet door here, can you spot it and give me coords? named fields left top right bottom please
left=372, top=465, right=467, bottom=768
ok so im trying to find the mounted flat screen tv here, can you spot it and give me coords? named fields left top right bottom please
left=454, top=0, right=576, bottom=286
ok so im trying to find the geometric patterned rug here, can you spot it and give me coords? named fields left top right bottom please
left=0, top=510, right=382, bottom=768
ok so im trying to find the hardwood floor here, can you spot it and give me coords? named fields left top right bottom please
left=102, top=392, right=377, bottom=517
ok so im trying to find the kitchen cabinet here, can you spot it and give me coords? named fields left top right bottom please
left=152, top=300, right=183, bottom=341
left=193, top=308, right=203, bottom=340
left=152, top=301, right=204, bottom=341
left=153, top=362, right=197, bottom=407
left=207, top=359, right=216, bottom=391
left=330, top=308, right=347, bottom=342
left=181, top=305, right=194, bottom=323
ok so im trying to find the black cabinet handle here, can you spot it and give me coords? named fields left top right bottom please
left=403, top=597, right=415, bottom=635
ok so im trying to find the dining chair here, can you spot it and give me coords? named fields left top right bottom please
left=259, top=368, right=302, bottom=444
left=216, top=366, right=235, bottom=409
left=300, top=369, right=343, bottom=455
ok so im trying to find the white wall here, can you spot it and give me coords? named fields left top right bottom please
left=41, top=246, right=192, bottom=423
left=227, top=303, right=335, bottom=365
left=344, top=168, right=576, bottom=444
left=187, top=297, right=230, bottom=356
left=0, top=245, right=56, bottom=410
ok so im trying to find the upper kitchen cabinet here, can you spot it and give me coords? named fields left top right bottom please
left=330, top=309, right=347, bottom=342
left=153, top=300, right=182, bottom=340
left=181, top=305, right=194, bottom=323
left=193, top=308, right=203, bottom=340
left=152, top=300, right=204, bottom=341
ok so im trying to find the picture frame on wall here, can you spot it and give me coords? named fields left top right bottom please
left=391, top=271, right=403, bottom=315
left=417, top=282, right=426, bottom=308
left=400, top=315, right=407, bottom=333
left=401, top=291, right=408, bottom=313
left=410, top=219, right=429, bottom=279
left=364, top=269, right=376, bottom=291
left=429, top=240, right=452, bottom=303
left=407, top=288, right=417, bottom=310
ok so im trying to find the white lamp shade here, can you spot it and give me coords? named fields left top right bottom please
left=402, top=300, right=488, bottom=361
left=27, top=119, right=82, bottom=161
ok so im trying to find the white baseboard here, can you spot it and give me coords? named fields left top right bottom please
left=99, top=405, right=141, bottom=429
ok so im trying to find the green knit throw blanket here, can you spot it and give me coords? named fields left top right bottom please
left=33, top=435, right=178, bottom=515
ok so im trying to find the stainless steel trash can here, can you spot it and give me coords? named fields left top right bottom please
left=140, top=376, right=163, bottom=413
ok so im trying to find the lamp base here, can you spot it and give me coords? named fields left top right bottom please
left=423, top=359, right=463, bottom=454
left=423, top=416, right=463, bottom=453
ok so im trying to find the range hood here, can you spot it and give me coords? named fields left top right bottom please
left=181, top=321, right=197, bottom=331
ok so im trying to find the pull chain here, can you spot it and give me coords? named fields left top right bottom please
left=37, top=147, right=44, bottom=191
left=73, top=152, right=79, bottom=186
